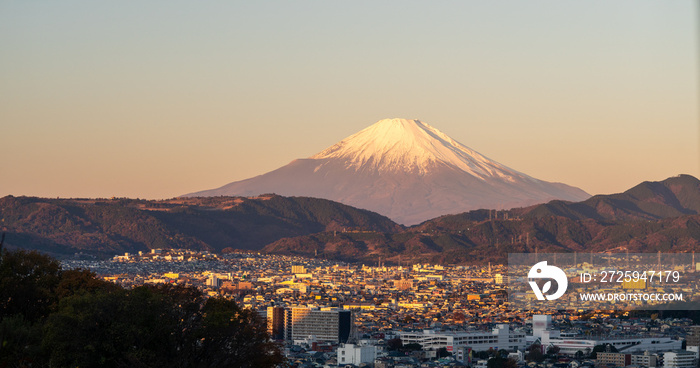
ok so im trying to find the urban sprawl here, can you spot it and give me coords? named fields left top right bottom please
left=64, top=250, right=700, bottom=368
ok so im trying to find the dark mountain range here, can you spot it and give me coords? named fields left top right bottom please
left=510, top=174, right=700, bottom=221
left=263, top=214, right=700, bottom=264
left=0, top=194, right=401, bottom=257
left=263, top=175, right=700, bottom=264
left=2, top=175, right=699, bottom=264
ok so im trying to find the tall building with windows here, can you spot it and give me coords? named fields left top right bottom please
left=267, top=306, right=352, bottom=343
left=266, top=306, right=285, bottom=340
left=288, top=307, right=352, bottom=343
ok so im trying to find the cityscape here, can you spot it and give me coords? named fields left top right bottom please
left=2, top=1, right=697, bottom=367
left=59, top=249, right=700, bottom=367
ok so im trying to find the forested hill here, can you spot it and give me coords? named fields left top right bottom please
left=3, top=175, right=700, bottom=264
left=416, top=175, right=700, bottom=227
left=263, top=175, right=700, bottom=264
left=0, top=194, right=402, bottom=256
left=516, top=174, right=700, bottom=221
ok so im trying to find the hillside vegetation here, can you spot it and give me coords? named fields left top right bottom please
left=0, top=194, right=401, bottom=257
left=2, top=175, right=700, bottom=264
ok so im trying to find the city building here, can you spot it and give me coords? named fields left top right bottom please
left=269, top=306, right=352, bottom=344
left=531, top=315, right=682, bottom=356
left=632, top=351, right=658, bottom=367
left=508, top=350, right=524, bottom=363
left=399, top=324, right=526, bottom=352
left=393, top=279, right=414, bottom=290
left=543, top=335, right=682, bottom=356
left=596, top=352, right=658, bottom=367
left=494, top=274, right=510, bottom=284
left=453, top=346, right=472, bottom=364
left=663, top=350, right=698, bottom=368
left=685, top=326, right=700, bottom=348
left=532, top=315, right=552, bottom=336
left=337, top=343, right=377, bottom=365
left=267, top=306, right=285, bottom=340
left=206, top=274, right=221, bottom=288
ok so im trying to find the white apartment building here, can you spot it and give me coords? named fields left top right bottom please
left=663, top=351, right=698, bottom=368
left=337, top=344, right=377, bottom=366
left=285, top=307, right=352, bottom=343
left=399, top=324, right=526, bottom=352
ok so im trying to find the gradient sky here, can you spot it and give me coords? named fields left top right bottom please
left=1, top=1, right=698, bottom=199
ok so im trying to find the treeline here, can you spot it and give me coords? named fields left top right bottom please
left=0, top=248, right=284, bottom=368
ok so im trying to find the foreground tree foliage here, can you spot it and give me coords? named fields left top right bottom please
left=193, top=298, right=284, bottom=368
left=0, top=249, right=284, bottom=368
left=0, top=249, right=62, bottom=322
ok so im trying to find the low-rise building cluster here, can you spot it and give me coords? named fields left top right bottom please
left=62, top=252, right=700, bottom=368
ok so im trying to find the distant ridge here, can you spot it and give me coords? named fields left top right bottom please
left=511, top=174, right=700, bottom=221
left=0, top=195, right=401, bottom=256
left=2, top=175, right=699, bottom=264
left=263, top=175, right=700, bottom=264
left=186, top=118, right=590, bottom=225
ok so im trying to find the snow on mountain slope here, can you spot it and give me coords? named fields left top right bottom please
left=312, top=118, right=535, bottom=181
left=186, top=118, right=590, bottom=225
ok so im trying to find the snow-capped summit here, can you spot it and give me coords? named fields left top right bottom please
left=186, top=118, right=590, bottom=225
left=313, top=118, right=529, bottom=180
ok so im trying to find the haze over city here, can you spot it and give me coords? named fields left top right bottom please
left=1, top=1, right=698, bottom=200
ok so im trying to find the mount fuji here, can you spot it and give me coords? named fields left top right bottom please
left=186, top=118, right=590, bottom=225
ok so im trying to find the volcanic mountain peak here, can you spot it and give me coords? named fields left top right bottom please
left=311, top=118, right=525, bottom=180
left=186, top=118, right=590, bottom=225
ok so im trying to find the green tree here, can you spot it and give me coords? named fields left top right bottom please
left=437, top=347, right=452, bottom=358
left=54, top=268, right=119, bottom=300
left=0, top=249, right=62, bottom=365
left=1, top=248, right=285, bottom=368
left=387, top=337, right=403, bottom=351
left=192, top=297, right=285, bottom=368
left=42, top=283, right=284, bottom=368
left=526, top=344, right=544, bottom=362
left=475, top=350, right=491, bottom=360
left=546, top=345, right=560, bottom=356
left=43, top=287, right=160, bottom=367
left=0, top=314, right=43, bottom=367
left=0, top=249, right=62, bottom=322
left=487, top=356, right=517, bottom=368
